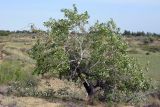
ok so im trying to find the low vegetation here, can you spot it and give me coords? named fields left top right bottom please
left=0, top=30, right=10, bottom=36
left=0, top=61, right=29, bottom=84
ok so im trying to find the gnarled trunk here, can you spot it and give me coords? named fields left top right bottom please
left=83, top=81, right=95, bottom=105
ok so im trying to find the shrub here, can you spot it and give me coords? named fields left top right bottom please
left=30, top=5, right=152, bottom=104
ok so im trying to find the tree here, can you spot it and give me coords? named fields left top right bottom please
left=123, top=30, right=131, bottom=36
left=30, top=5, right=151, bottom=104
left=0, top=30, right=10, bottom=36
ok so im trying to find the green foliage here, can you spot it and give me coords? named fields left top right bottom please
left=0, top=30, right=10, bottom=36
left=30, top=5, right=152, bottom=103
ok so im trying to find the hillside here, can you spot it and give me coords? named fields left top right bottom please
left=0, top=34, right=160, bottom=107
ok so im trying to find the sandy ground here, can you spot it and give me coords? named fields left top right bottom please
left=0, top=95, right=109, bottom=107
left=0, top=96, right=63, bottom=107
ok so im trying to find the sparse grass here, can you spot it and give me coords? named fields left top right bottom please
left=127, top=48, right=140, bottom=54
left=130, top=53, right=160, bottom=83
left=2, top=47, right=35, bottom=64
left=0, top=60, right=35, bottom=85
left=127, top=37, right=160, bottom=85
left=0, top=36, right=36, bottom=85
left=5, top=41, right=34, bottom=50
left=1, top=96, right=64, bottom=107
left=7, top=78, right=86, bottom=106
left=141, top=45, right=160, bottom=53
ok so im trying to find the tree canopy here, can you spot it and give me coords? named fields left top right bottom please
left=30, top=5, right=151, bottom=103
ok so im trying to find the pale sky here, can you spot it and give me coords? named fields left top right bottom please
left=0, top=0, right=160, bottom=33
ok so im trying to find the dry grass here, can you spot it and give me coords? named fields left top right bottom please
left=1, top=96, right=138, bottom=107
left=37, top=78, right=86, bottom=101
left=1, top=96, right=63, bottom=107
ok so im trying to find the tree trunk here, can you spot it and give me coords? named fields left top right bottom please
left=78, top=74, right=95, bottom=104
left=83, top=81, right=95, bottom=105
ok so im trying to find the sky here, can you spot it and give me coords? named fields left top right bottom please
left=0, top=0, right=160, bottom=33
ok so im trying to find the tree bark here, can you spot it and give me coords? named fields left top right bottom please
left=83, top=81, right=94, bottom=105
